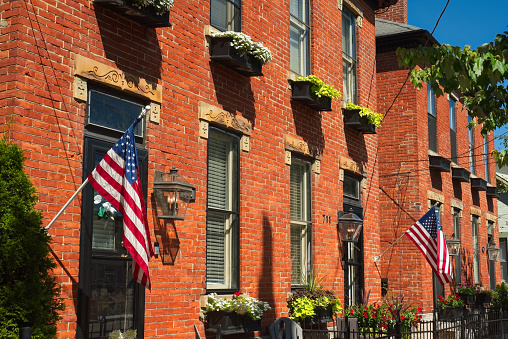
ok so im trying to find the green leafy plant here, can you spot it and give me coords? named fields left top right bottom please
left=345, top=102, right=384, bottom=127
left=437, top=294, right=465, bottom=309
left=128, top=0, right=174, bottom=14
left=210, top=31, right=272, bottom=65
left=457, top=282, right=476, bottom=296
left=0, top=137, right=65, bottom=338
left=492, top=282, right=508, bottom=312
left=204, top=292, right=271, bottom=320
left=294, top=75, right=342, bottom=99
left=287, top=269, right=342, bottom=322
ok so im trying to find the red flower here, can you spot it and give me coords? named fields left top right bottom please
left=364, top=311, right=368, bottom=319
left=400, top=316, right=405, bottom=321
left=350, top=309, right=354, bottom=315
left=417, top=307, right=423, bottom=313
left=233, top=292, right=241, bottom=296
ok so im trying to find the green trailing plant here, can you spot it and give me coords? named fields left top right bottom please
left=0, top=137, right=64, bottom=338
left=204, top=292, right=271, bottom=320
left=294, top=75, right=342, bottom=99
left=457, top=282, right=476, bottom=296
left=345, top=102, right=383, bottom=127
left=210, top=31, right=272, bottom=65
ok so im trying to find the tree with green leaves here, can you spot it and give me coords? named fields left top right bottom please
left=0, top=137, right=64, bottom=338
left=397, top=27, right=508, bottom=166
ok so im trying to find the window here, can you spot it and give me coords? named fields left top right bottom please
left=452, top=208, right=461, bottom=284
left=206, top=128, right=240, bottom=291
left=428, top=83, right=437, bottom=152
left=343, top=174, right=363, bottom=307
left=449, top=98, right=457, bottom=163
left=342, top=8, right=357, bottom=104
left=469, top=115, right=475, bottom=174
left=501, top=239, right=508, bottom=283
left=484, top=135, right=489, bottom=182
left=290, top=0, right=310, bottom=75
left=290, top=158, right=312, bottom=286
left=472, top=215, right=480, bottom=285
left=488, top=221, right=496, bottom=290
left=79, top=86, right=148, bottom=339
left=211, top=0, right=240, bottom=31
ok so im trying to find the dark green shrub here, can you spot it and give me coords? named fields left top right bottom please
left=0, top=138, right=64, bottom=338
left=492, top=282, right=508, bottom=312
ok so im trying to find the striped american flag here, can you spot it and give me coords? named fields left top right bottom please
left=88, top=116, right=153, bottom=289
left=405, top=206, right=452, bottom=285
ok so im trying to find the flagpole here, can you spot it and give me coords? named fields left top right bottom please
left=373, top=233, right=406, bottom=262
left=44, top=105, right=151, bottom=230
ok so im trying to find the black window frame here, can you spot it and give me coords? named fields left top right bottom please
left=77, top=86, right=149, bottom=339
left=205, top=127, right=241, bottom=294
left=343, top=173, right=363, bottom=307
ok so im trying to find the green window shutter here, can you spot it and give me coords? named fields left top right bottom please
left=206, top=211, right=227, bottom=285
left=208, top=133, right=230, bottom=210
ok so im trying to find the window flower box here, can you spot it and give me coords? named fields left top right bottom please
left=209, top=32, right=272, bottom=77
left=299, top=304, right=334, bottom=325
left=438, top=306, right=463, bottom=321
left=205, top=311, right=262, bottom=334
left=343, top=108, right=376, bottom=134
left=291, top=81, right=333, bottom=111
left=94, top=0, right=172, bottom=28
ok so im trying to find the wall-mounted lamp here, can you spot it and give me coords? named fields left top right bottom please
left=338, top=208, right=363, bottom=242
left=154, top=241, right=160, bottom=258
left=487, top=242, right=500, bottom=262
left=153, top=167, right=196, bottom=220
left=445, top=233, right=461, bottom=256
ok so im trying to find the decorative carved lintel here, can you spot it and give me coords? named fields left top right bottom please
left=470, top=206, right=482, bottom=217
left=74, top=55, right=162, bottom=103
left=427, top=191, right=445, bottom=204
left=199, top=102, right=252, bottom=136
left=338, top=156, right=365, bottom=176
left=451, top=199, right=463, bottom=211
left=485, top=213, right=496, bottom=223
left=284, top=135, right=322, bottom=159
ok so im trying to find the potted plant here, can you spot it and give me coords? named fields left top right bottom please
left=209, top=31, right=272, bottom=77
left=287, top=270, right=342, bottom=326
left=457, top=282, right=476, bottom=305
left=436, top=294, right=465, bottom=320
left=94, top=0, right=174, bottom=27
left=203, top=292, right=271, bottom=334
left=109, top=330, right=137, bottom=339
left=290, top=75, right=341, bottom=111
left=343, top=102, right=383, bottom=134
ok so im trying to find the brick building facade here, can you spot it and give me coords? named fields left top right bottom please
left=376, top=1, right=499, bottom=314
left=0, top=0, right=400, bottom=338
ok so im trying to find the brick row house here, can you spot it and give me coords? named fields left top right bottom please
left=0, top=0, right=499, bottom=337
left=376, top=1, right=499, bottom=313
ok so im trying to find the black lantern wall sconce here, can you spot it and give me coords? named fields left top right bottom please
left=487, top=241, right=500, bottom=262
left=445, top=233, right=461, bottom=256
left=338, top=208, right=363, bottom=242
left=153, top=167, right=196, bottom=221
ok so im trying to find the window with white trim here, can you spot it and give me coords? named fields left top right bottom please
left=211, top=0, right=240, bottom=32
left=290, top=0, right=310, bottom=75
left=342, top=8, right=357, bottom=104
left=290, top=157, right=312, bottom=286
left=206, top=128, right=240, bottom=290
left=472, top=215, right=480, bottom=284
left=449, top=97, right=457, bottom=163
left=469, top=115, right=475, bottom=174
left=428, top=83, right=437, bottom=152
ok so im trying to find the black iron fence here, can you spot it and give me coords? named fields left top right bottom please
left=301, top=309, right=508, bottom=339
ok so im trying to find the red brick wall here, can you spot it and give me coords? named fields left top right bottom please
left=377, top=48, right=499, bottom=313
left=1, top=0, right=385, bottom=337
left=376, top=0, right=407, bottom=24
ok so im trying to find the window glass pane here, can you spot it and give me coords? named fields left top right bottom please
left=343, top=176, right=359, bottom=199
left=88, top=90, right=144, bottom=137
left=501, top=239, right=508, bottom=283
left=472, top=216, right=480, bottom=284
left=89, top=260, right=134, bottom=338
left=211, top=0, right=240, bottom=31
left=291, top=224, right=304, bottom=284
left=290, top=21, right=309, bottom=75
left=427, top=84, right=435, bottom=116
left=206, top=129, right=239, bottom=290
left=342, top=9, right=356, bottom=104
left=484, top=136, right=489, bottom=181
left=469, top=115, right=475, bottom=174
left=453, top=209, right=461, bottom=284
left=449, top=99, right=456, bottom=131
left=290, top=0, right=308, bottom=24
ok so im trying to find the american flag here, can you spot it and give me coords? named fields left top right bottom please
left=88, top=116, right=153, bottom=289
left=405, top=206, right=452, bottom=285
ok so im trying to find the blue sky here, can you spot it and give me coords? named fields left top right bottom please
left=407, top=0, right=508, bottom=150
